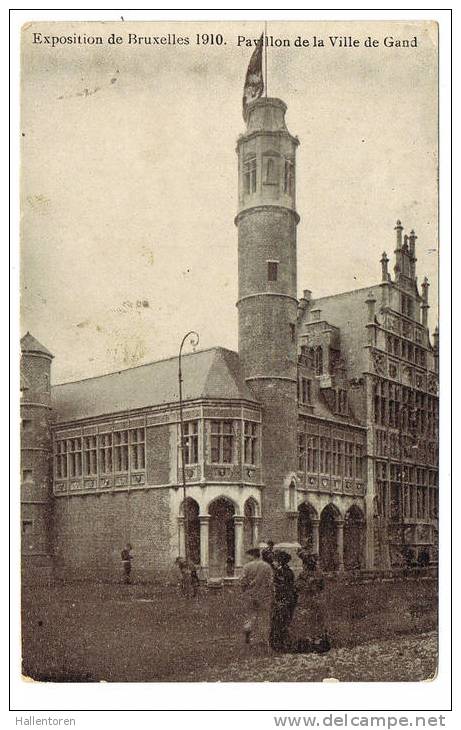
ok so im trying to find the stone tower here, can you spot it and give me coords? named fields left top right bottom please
left=20, top=332, right=54, bottom=581
left=236, top=97, right=300, bottom=542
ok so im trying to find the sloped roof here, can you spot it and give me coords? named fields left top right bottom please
left=21, top=332, right=53, bottom=358
left=51, top=347, right=258, bottom=423
left=308, top=389, right=363, bottom=428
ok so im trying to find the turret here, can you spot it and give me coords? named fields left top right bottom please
left=432, top=325, right=439, bottom=372
left=421, top=276, right=430, bottom=328
left=20, top=332, right=54, bottom=578
left=236, top=97, right=300, bottom=540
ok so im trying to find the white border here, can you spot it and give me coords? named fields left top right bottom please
left=7, top=3, right=453, bottom=722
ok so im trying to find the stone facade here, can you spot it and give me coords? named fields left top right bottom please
left=20, top=95, right=438, bottom=582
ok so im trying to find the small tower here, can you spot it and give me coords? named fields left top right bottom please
left=20, top=333, right=54, bottom=581
left=236, top=97, right=300, bottom=541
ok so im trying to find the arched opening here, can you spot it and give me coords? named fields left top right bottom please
left=208, top=497, right=236, bottom=577
left=319, top=504, right=341, bottom=571
left=182, top=497, right=200, bottom=565
left=297, top=502, right=318, bottom=550
left=243, top=497, right=259, bottom=554
left=344, top=505, right=365, bottom=570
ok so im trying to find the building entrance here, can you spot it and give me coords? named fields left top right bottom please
left=208, top=497, right=236, bottom=577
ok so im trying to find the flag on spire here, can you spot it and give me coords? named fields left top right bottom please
left=242, top=33, right=264, bottom=120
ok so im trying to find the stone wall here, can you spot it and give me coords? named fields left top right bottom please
left=53, top=487, right=172, bottom=582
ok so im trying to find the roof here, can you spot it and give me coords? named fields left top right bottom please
left=21, top=332, right=53, bottom=358
left=308, top=389, right=363, bottom=428
left=51, top=347, right=258, bottom=423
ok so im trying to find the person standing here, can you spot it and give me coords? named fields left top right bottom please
left=289, top=554, right=330, bottom=654
left=121, top=543, right=133, bottom=584
left=270, top=551, right=297, bottom=652
left=240, top=547, right=274, bottom=650
left=261, top=540, right=275, bottom=568
left=175, top=556, right=200, bottom=598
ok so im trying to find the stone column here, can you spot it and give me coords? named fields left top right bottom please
left=337, top=519, right=345, bottom=571
left=199, top=515, right=210, bottom=580
left=286, top=511, right=299, bottom=542
left=311, top=518, right=320, bottom=555
left=234, top=516, right=244, bottom=576
left=177, top=517, right=185, bottom=558
left=252, top=515, right=262, bottom=546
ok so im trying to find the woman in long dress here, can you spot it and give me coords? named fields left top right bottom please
left=289, top=554, right=330, bottom=654
left=269, top=551, right=298, bottom=652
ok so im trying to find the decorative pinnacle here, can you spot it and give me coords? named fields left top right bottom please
left=394, top=220, right=403, bottom=229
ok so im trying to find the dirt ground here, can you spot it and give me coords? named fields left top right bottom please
left=21, top=579, right=437, bottom=683
left=182, top=631, right=437, bottom=682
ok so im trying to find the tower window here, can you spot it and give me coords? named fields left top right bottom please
left=22, top=519, right=33, bottom=535
left=267, top=261, right=278, bottom=282
left=244, top=157, right=257, bottom=194
left=22, top=469, right=33, bottom=483
left=284, top=158, right=294, bottom=194
left=264, top=156, right=278, bottom=185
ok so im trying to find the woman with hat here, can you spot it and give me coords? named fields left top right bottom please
left=269, top=550, right=298, bottom=652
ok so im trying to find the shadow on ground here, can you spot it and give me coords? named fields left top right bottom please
left=21, top=576, right=437, bottom=682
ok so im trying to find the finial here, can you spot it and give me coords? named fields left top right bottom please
left=394, top=219, right=403, bottom=248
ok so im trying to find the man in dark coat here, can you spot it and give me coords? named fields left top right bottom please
left=121, top=543, right=133, bottom=584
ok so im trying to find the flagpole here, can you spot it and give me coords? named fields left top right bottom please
left=264, top=21, right=268, bottom=98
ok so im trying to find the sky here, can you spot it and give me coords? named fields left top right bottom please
left=20, top=20, right=438, bottom=384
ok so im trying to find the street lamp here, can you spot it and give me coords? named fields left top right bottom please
left=178, top=330, right=200, bottom=563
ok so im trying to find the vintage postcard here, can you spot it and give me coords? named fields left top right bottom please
left=19, top=19, right=439, bottom=686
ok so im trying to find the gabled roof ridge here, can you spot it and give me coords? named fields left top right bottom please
left=52, top=345, right=238, bottom=388
left=308, top=283, right=381, bottom=303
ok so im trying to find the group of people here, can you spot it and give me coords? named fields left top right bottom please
left=241, top=543, right=330, bottom=655
left=121, top=541, right=330, bottom=655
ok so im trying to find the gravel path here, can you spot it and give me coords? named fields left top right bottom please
left=181, top=631, right=437, bottom=683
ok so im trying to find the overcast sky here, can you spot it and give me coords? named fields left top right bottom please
left=21, top=20, right=438, bottom=384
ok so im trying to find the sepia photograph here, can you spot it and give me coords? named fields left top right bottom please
left=18, top=18, right=439, bottom=686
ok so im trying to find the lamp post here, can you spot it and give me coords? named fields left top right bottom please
left=178, top=330, right=200, bottom=563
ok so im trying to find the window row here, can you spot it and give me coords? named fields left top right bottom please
left=375, top=461, right=438, bottom=487
left=401, top=294, right=414, bottom=319
left=376, top=480, right=437, bottom=521
left=209, top=420, right=259, bottom=466
left=243, top=156, right=294, bottom=196
left=55, top=420, right=261, bottom=478
left=373, top=384, right=438, bottom=435
left=55, top=428, right=146, bottom=479
left=298, top=433, right=363, bottom=479
left=385, top=334, right=427, bottom=367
